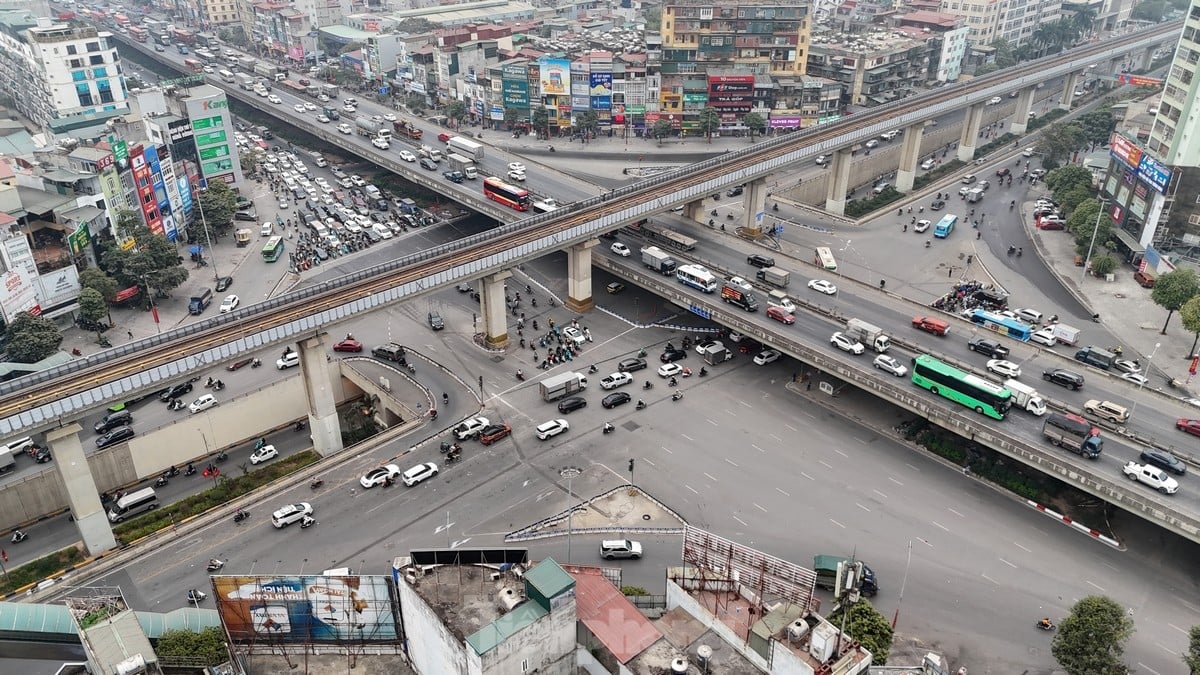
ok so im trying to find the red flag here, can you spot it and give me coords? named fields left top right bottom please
left=2, top=549, right=8, bottom=562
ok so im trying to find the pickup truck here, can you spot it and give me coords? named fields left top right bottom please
left=1122, top=461, right=1179, bottom=494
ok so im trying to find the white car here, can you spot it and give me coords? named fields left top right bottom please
left=1120, top=372, right=1149, bottom=386
left=611, top=242, right=631, bottom=257
left=292, top=103, right=306, bottom=113
left=562, top=326, right=585, bottom=345
left=657, top=363, right=683, bottom=378
left=250, top=444, right=279, bottom=464
left=336, top=123, right=352, bottom=134
left=267, top=94, right=282, bottom=104
left=372, top=224, right=394, bottom=239
left=270, top=502, right=312, bottom=528
left=1113, top=358, right=1142, bottom=375
left=1030, top=327, right=1057, bottom=347
left=402, top=462, right=438, bottom=487
left=920, top=159, right=936, bottom=170
left=986, top=359, right=1022, bottom=378
left=316, top=115, right=330, bottom=123
left=360, top=464, right=402, bottom=488
left=303, top=102, right=317, bottom=111
left=350, top=175, right=366, bottom=187
left=600, top=372, right=633, bottom=390
left=398, top=150, right=416, bottom=162
left=507, top=162, right=526, bottom=173
left=988, top=96, right=1002, bottom=105
left=371, top=138, right=390, bottom=150
left=830, top=332, right=865, bottom=355
left=535, top=419, right=570, bottom=440
left=276, top=352, right=300, bottom=369
left=188, top=394, right=218, bottom=413
left=808, top=279, right=838, bottom=295
left=219, top=294, right=239, bottom=313
left=454, top=416, right=491, bottom=440
left=873, top=354, right=908, bottom=377
left=864, top=139, right=879, bottom=149
left=914, top=219, right=931, bottom=233
left=1023, top=147, right=1036, bottom=157
left=383, top=113, right=396, bottom=122
left=753, top=349, right=780, bottom=366
left=318, top=94, right=330, bottom=102
left=507, top=169, right=527, bottom=182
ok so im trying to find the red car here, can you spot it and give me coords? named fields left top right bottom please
left=1178, top=419, right=1200, bottom=437
left=1036, top=216, right=1065, bottom=231
left=479, top=423, right=512, bottom=445
left=437, top=132, right=452, bottom=143
left=766, top=306, right=795, bottom=325
left=333, top=338, right=363, bottom=352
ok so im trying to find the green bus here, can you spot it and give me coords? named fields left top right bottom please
left=910, top=354, right=1012, bottom=420
left=262, top=235, right=285, bottom=262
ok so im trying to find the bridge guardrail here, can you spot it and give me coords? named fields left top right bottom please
left=593, top=256, right=1200, bottom=541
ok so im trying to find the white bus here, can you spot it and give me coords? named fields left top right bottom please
left=676, top=264, right=718, bottom=293
left=813, top=246, right=838, bottom=271
left=218, top=69, right=236, bottom=83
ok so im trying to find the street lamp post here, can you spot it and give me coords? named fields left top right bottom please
left=1129, top=342, right=1159, bottom=419
left=193, top=185, right=221, bottom=281
left=560, top=467, right=581, bottom=563
left=891, top=540, right=913, bottom=628
left=1081, top=199, right=1107, bottom=283
left=840, top=240, right=873, bottom=287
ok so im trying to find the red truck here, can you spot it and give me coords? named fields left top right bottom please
left=393, top=120, right=423, bottom=139
left=911, top=316, right=949, bottom=336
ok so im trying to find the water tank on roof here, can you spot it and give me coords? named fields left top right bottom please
left=497, top=587, right=521, bottom=611
left=670, top=656, right=688, bottom=673
left=788, top=619, right=809, bottom=642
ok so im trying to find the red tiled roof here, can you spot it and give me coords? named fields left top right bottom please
left=570, top=570, right=661, bottom=664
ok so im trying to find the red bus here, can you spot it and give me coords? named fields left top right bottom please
left=128, top=26, right=148, bottom=42
left=482, top=177, right=530, bottom=211
left=183, top=58, right=203, bottom=72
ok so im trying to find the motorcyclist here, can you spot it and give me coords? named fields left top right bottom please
left=1039, top=617, right=1053, bottom=629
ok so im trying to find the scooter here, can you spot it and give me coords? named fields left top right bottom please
left=233, top=509, right=250, bottom=523
left=184, top=464, right=197, bottom=476
left=671, top=391, right=683, bottom=402
left=699, top=367, right=708, bottom=377
left=636, top=400, right=646, bottom=410
left=295, top=420, right=307, bottom=431
left=300, top=515, right=315, bottom=529
left=206, top=558, right=224, bottom=572
left=154, top=474, right=169, bottom=488
left=250, top=358, right=262, bottom=368
left=10, top=529, right=27, bottom=543
left=212, top=380, right=226, bottom=391
left=168, top=399, right=185, bottom=411
left=642, top=381, right=653, bottom=390
left=187, top=589, right=207, bottom=604
left=1035, top=620, right=1056, bottom=631
left=215, top=451, right=229, bottom=463
left=166, top=465, right=180, bottom=477
left=516, top=370, right=526, bottom=381
left=602, top=422, right=615, bottom=434
left=669, top=377, right=678, bottom=387
left=253, top=438, right=266, bottom=451
left=588, top=364, right=598, bottom=374
left=310, top=477, right=324, bottom=489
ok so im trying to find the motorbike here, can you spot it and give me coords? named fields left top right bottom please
left=642, top=381, right=653, bottom=390
left=1016, top=248, right=1023, bottom=257
left=10, top=529, right=27, bottom=543
left=548, top=145, right=555, bottom=153
left=215, top=451, right=228, bottom=463
left=250, top=358, right=262, bottom=368
left=184, top=464, right=197, bottom=477
left=154, top=474, right=169, bottom=488
left=406, top=363, right=416, bottom=374
left=187, top=589, right=207, bottom=604
left=637, top=348, right=647, bottom=358
left=310, top=478, right=324, bottom=489
left=205, top=377, right=216, bottom=389
left=300, top=516, right=315, bottom=529
left=1007, top=245, right=1016, bottom=255
left=253, top=438, right=266, bottom=451
left=212, top=380, right=226, bottom=391
left=1035, top=620, right=1056, bottom=631
left=681, top=368, right=692, bottom=378
left=671, top=391, right=683, bottom=402
left=772, top=203, right=779, bottom=212
left=445, top=450, right=462, bottom=463
left=71, top=348, right=82, bottom=356
left=1108, top=345, right=1123, bottom=355
left=925, top=240, right=931, bottom=248
left=233, top=509, right=250, bottom=523
left=99, top=336, right=112, bottom=347
left=206, top=558, right=224, bottom=572
left=516, top=370, right=526, bottom=381
left=699, top=367, right=708, bottom=377
left=168, top=399, right=185, bottom=411
left=669, top=377, right=678, bottom=387
left=166, top=466, right=180, bottom=477
left=636, top=400, right=646, bottom=410
left=602, top=422, right=615, bottom=434
left=295, top=420, right=307, bottom=431
left=588, top=364, right=598, bottom=374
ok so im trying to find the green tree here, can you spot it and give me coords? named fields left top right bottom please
left=1076, top=108, right=1116, bottom=146
left=100, top=224, right=190, bottom=295
left=1132, top=0, right=1170, bottom=22
left=1041, top=121, right=1087, bottom=164
left=239, top=148, right=263, bottom=176
left=574, top=110, right=600, bottom=138
left=195, top=181, right=236, bottom=234
left=1185, top=624, right=1200, bottom=674
left=829, top=601, right=894, bottom=665
left=405, top=94, right=427, bottom=113
left=1067, top=198, right=1109, bottom=256
left=743, top=112, right=766, bottom=140
left=1181, top=296, right=1200, bottom=359
left=79, top=266, right=119, bottom=303
left=697, top=106, right=722, bottom=143
left=643, top=5, right=662, bottom=30
left=1070, top=5, right=1098, bottom=36
left=1052, top=595, right=1133, bottom=675
left=989, top=38, right=1018, bottom=68
left=1090, top=255, right=1118, bottom=277
left=1045, top=165, right=1094, bottom=198
left=652, top=118, right=674, bottom=144
left=503, top=105, right=524, bottom=128
left=155, top=627, right=229, bottom=666
left=531, top=106, right=550, bottom=138
left=1150, top=268, right=1200, bottom=334
left=446, top=100, right=468, bottom=128
left=77, top=288, right=107, bottom=334
left=4, top=312, right=62, bottom=362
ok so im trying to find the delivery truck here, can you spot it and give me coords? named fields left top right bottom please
left=641, top=246, right=677, bottom=275
left=813, top=555, right=878, bottom=597
left=702, top=344, right=732, bottom=365
left=446, top=136, right=485, bottom=161
left=844, top=318, right=891, bottom=353
left=393, top=120, right=423, bottom=139
left=253, top=62, right=283, bottom=80
left=235, top=72, right=255, bottom=90
left=1042, top=412, right=1103, bottom=458
left=720, top=282, right=758, bottom=311
left=539, top=371, right=588, bottom=402
left=445, top=153, right=478, bottom=179
left=1004, top=379, right=1046, bottom=416
left=755, top=266, right=790, bottom=287
left=1051, top=323, right=1080, bottom=346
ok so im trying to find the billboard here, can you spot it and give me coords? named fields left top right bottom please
left=590, top=72, right=611, bottom=111
left=1109, top=133, right=1142, bottom=170
left=1137, top=153, right=1171, bottom=194
left=539, top=58, right=570, bottom=95
left=0, top=265, right=40, bottom=322
left=708, top=74, right=754, bottom=114
left=35, top=265, right=81, bottom=309
left=212, top=575, right=400, bottom=644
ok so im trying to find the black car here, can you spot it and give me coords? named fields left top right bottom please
left=747, top=254, right=775, bottom=268
left=93, top=409, right=132, bottom=434
left=215, top=276, right=234, bottom=292
left=443, top=170, right=465, bottom=183
left=930, top=200, right=945, bottom=211
left=617, top=357, right=648, bottom=372
left=602, top=392, right=632, bottom=409
left=557, top=396, right=588, bottom=413
left=420, top=157, right=438, bottom=171
left=1042, top=368, right=1084, bottom=390
left=233, top=211, right=257, bottom=222
left=727, top=185, right=744, bottom=197
left=967, top=338, right=1009, bottom=359
left=660, top=349, right=687, bottom=363
left=96, top=427, right=135, bottom=449
left=428, top=311, right=444, bottom=330
left=159, top=381, right=194, bottom=402
left=1141, top=449, right=1187, bottom=475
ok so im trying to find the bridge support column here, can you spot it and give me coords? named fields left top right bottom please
left=1140, top=46, right=1156, bottom=71
left=1060, top=72, right=1078, bottom=110
left=741, top=179, right=769, bottom=234
left=480, top=270, right=512, bottom=347
left=683, top=199, right=705, bottom=223
left=48, top=424, right=116, bottom=555
left=823, top=148, right=853, bottom=215
left=299, top=335, right=342, bottom=457
left=895, top=122, right=926, bottom=193
left=1010, top=87, right=1034, bottom=135
left=566, top=239, right=598, bottom=312
left=956, top=103, right=985, bottom=163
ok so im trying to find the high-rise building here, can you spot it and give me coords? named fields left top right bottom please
left=0, top=17, right=130, bottom=139
left=180, top=85, right=243, bottom=188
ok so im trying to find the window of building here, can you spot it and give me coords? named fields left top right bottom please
left=72, top=70, right=87, bottom=81
left=69, top=58, right=83, bottom=68
left=93, top=67, right=108, bottom=78
left=86, top=41, right=100, bottom=52
left=66, top=44, right=77, bottom=55
left=76, top=84, right=93, bottom=107
left=90, top=54, right=105, bottom=65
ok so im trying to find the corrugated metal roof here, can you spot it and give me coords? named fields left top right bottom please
left=464, top=598, right=547, bottom=655
left=0, top=602, right=221, bottom=642
left=523, top=558, right=573, bottom=599
left=571, top=571, right=660, bottom=663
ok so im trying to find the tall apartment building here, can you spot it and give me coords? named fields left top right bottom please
left=199, top=0, right=241, bottom=26
left=658, top=0, right=810, bottom=131
left=939, top=0, right=1061, bottom=48
left=0, top=16, right=129, bottom=140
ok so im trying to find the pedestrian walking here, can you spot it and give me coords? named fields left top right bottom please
left=127, top=330, right=134, bottom=339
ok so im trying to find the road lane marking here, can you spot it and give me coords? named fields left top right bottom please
left=800, top=410, right=817, bottom=420
left=873, top=489, right=888, bottom=499
left=1086, top=580, right=1106, bottom=592
left=833, top=448, right=848, bottom=458
left=1138, top=662, right=1164, bottom=675
left=852, top=437, right=868, bottom=446
left=662, top=446, right=674, bottom=455
left=685, top=484, right=699, bottom=494
left=707, top=418, right=718, bottom=426
left=776, top=487, right=791, bottom=497
left=856, top=503, right=871, bottom=513
left=769, top=433, right=783, bottom=442
left=642, top=458, right=656, bottom=467
left=981, top=573, right=1000, bottom=585
left=703, top=472, right=719, bottom=483
left=732, top=515, right=748, bottom=527
left=800, top=472, right=815, bottom=481
left=1169, top=623, right=1189, bottom=636
left=739, top=400, right=753, bottom=408
left=906, top=463, right=921, bottom=472
left=751, top=444, right=765, bottom=453
left=999, top=558, right=1017, bottom=569
left=784, top=424, right=798, bottom=432
left=754, top=503, right=768, bottom=513
left=1013, top=542, right=1031, bottom=553
left=725, top=458, right=739, bottom=467
left=889, top=477, right=904, bottom=486
left=932, top=521, right=949, bottom=532
left=918, top=538, right=933, bottom=547
left=947, top=507, right=964, bottom=518
left=819, top=460, right=833, bottom=469
left=830, top=519, right=846, bottom=529
left=681, top=433, right=694, bottom=441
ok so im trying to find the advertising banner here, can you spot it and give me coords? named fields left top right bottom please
left=212, top=575, right=400, bottom=643
left=503, top=79, right=529, bottom=108
left=177, top=176, right=194, bottom=217
left=35, top=265, right=81, bottom=309
left=572, top=95, right=590, bottom=111
left=769, top=116, right=802, bottom=128
left=0, top=266, right=40, bottom=321
left=3, top=236, right=36, bottom=279
left=1137, top=153, right=1171, bottom=194
left=145, top=146, right=170, bottom=215
left=539, top=58, right=570, bottom=95
left=590, top=72, right=611, bottom=111
left=1109, top=133, right=1142, bottom=170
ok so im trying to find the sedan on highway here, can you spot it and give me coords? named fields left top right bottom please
left=986, top=359, right=1022, bottom=378
left=219, top=294, right=239, bottom=313
left=657, top=363, right=683, bottom=378
left=753, top=349, right=780, bottom=366
left=830, top=332, right=865, bottom=355
left=292, top=103, right=306, bottom=113
left=508, top=162, right=526, bottom=173
left=914, top=219, right=931, bottom=233
left=873, top=354, right=908, bottom=377
left=611, top=242, right=631, bottom=257
left=557, top=397, right=587, bottom=414
left=602, top=392, right=632, bottom=409
left=808, top=279, right=838, bottom=295
left=1141, top=449, right=1186, bottom=475
left=766, top=306, right=794, bottom=324
left=618, top=358, right=647, bottom=372
left=189, top=394, right=218, bottom=413
left=336, top=123, right=352, bottom=134
left=371, top=138, right=390, bottom=150
left=1030, top=327, right=1057, bottom=346
left=96, top=427, right=135, bottom=449
left=600, top=372, right=633, bottom=390
left=507, top=169, right=527, bottom=182
left=398, top=150, right=416, bottom=162
left=1043, top=368, right=1084, bottom=390
left=267, top=94, right=282, bottom=104
left=479, top=423, right=513, bottom=445
left=402, top=462, right=438, bottom=486
left=535, top=419, right=570, bottom=440
left=360, top=464, right=402, bottom=488
left=1177, top=418, right=1200, bottom=437
left=250, top=444, right=279, bottom=465
left=159, top=381, right=194, bottom=402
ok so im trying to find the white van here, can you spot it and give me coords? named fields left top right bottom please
left=261, top=222, right=274, bottom=237
left=108, top=487, right=159, bottom=522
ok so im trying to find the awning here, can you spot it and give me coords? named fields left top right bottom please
left=113, top=286, right=140, bottom=302
left=1113, top=227, right=1146, bottom=254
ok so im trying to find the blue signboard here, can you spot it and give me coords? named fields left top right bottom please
left=1137, top=154, right=1171, bottom=194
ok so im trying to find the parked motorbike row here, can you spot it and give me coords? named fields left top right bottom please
left=286, top=230, right=377, bottom=274
left=75, top=317, right=110, bottom=333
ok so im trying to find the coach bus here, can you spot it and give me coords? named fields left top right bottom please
left=969, top=309, right=1033, bottom=341
left=911, top=355, right=1012, bottom=420
left=813, top=246, right=837, bottom=271
left=183, top=58, right=203, bottom=73
left=482, top=177, right=530, bottom=211
left=675, top=264, right=719, bottom=293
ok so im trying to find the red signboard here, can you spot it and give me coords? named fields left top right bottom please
left=1190, top=356, right=1198, bottom=375
left=1109, top=133, right=1143, bottom=169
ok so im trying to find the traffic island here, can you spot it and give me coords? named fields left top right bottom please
left=505, top=484, right=686, bottom=542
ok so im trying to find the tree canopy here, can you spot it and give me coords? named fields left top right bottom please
left=77, top=288, right=106, bottom=328
left=697, top=107, right=721, bottom=143
left=531, top=106, right=549, bottom=137
left=446, top=100, right=468, bottom=126
left=194, top=180, right=237, bottom=235
left=100, top=222, right=190, bottom=295
left=1185, top=624, right=1200, bottom=674
left=4, top=311, right=63, bottom=363
left=1180, top=295, right=1200, bottom=358
left=1052, top=595, right=1133, bottom=675
left=743, top=112, right=766, bottom=139
left=155, top=627, right=229, bottom=667
left=79, top=267, right=119, bottom=302
left=1152, top=268, right=1200, bottom=334
left=652, top=118, right=674, bottom=143
left=829, top=601, right=894, bottom=665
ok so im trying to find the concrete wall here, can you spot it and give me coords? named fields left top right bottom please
left=479, top=596, right=577, bottom=675
left=397, top=577, right=471, bottom=675
left=664, top=580, right=771, bottom=672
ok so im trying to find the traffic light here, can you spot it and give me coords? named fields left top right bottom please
left=628, top=459, right=635, bottom=472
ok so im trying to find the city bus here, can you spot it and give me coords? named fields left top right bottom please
left=675, top=264, right=719, bottom=293
left=911, top=354, right=1012, bottom=420
left=933, top=214, right=957, bottom=238
left=183, top=58, right=203, bottom=73
left=262, top=236, right=285, bottom=262
left=813, top=246, right=837, bottom=271
left=482, top=177, right=530, bottom=211
left=194, top=49, right=216, bottom=64
left=127, top=26, right=148, bottom=42
left=969, top=308, right=1032, bottom=341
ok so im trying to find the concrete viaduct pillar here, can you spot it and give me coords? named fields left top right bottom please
left=742, top=179, right=769, bottom=233
left=298, top=335, right=341, bottom=457
left=823, top=148, right=853, bottom=215
left=480, top=270, right=512, bottom=347
left=683, top=199, right=705, bottom=223
left=956, top=103, right=985, bottom=163
left=48, top=424, right=116, bottom=555
left=895, top=122, right=926, bottom=193
left=1060, top=72, right=1078, bottom=110
left=1010, top=87, right=1035, bottom=135
left=1140, top=46, right=1156, bottom=71
left=566, top=239, right=597, bottom=313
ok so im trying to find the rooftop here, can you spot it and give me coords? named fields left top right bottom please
left=632, top=610, right=759, bottom=674
left=810, top=27, right=926, bottom=55
left=409, top=563, right=528, bottom=644
left=568, top=566, right=661, bottom=664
